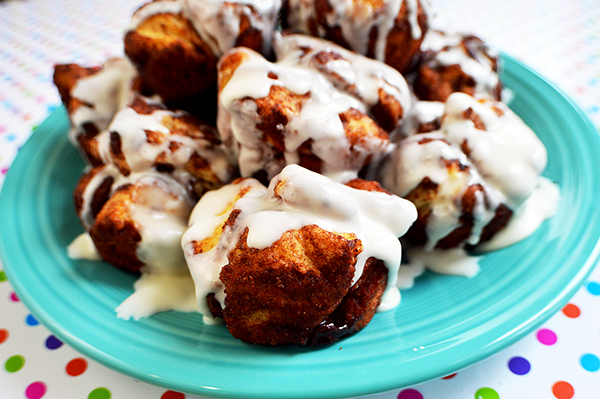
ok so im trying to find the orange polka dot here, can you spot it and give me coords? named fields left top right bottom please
left=562, top=303, right=581, bottom=318
left=0, top=329, right=8, bottom=344
left=161, top=391, right=185, bottom=399
left=552, top=381, right=574, bottom=399
left=66, top=357, right=88, bottom=376
left=442, top=373, right=457, bottom=379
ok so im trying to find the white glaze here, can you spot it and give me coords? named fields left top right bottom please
left=130, top=176, right=194, bottom=276
left=379, top=132, right=502, bottom=250
left=441, top=92, right=548, bottom=208
left=67, top=232, right=102, bottom=261
left=402, top=246, right=480, bottom=278
left=72, top=99, right=235, bottom=317
left=218, top=39, right=408, bottom=181
left=182, top=178, right=267, bottom=320
left=115, top=272, right=199, bottom=320
left=184, top=0, right=281, bottom=56
left=129, top=0, right=185, bottom=30
left=128, top=0, right=281, bottom=57
left=395, top=262, right=425, bottom=289
left=69, top=58, right=138, bottom=143
left=274, top=33, right=412, bottom=116
left=182, top=164, right=417, bottom=320
left=393, top=100, right=444, bottom=140
left=396, top=177, right=559, bottom=283
left=476, top=176, right=560, bottom=252
left=97, top=98, right=232, bottom=184
left=420, top=30, right=500, bottom=101
left=285, top=0, right=431, bottom=61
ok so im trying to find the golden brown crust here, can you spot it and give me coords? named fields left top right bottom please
left=254, top=86, right=310, bottom=153
left=414, top=64, right=477, bottom=102
left=219, top=225, right=363, bottom=345
left=339, top=108, right=389, bottom=149
left=53, top=64, right=100, bottom=115
left=401, top=138, right=513, bottom=249
left=219, top=46, right=391, bottom=180
left=73, top=165, right=114, bottom=222
left=413, top=34, right=502, bottom=102
left=88, top=184, right=144, bottom=272
left=308, top=257, right=388, bottom=345
left=53, top=64, right=106, bottom=165
left=344, top=178, right=391, bottom=194
left=298, top=46, right=406, bottom=132
left=382, top=0, right=429, bottom=73
left=106, top=96, right=230, bottom=197
left=124, top=12, right=219, bottom=108
left=282, top=0, right=429, bottom=74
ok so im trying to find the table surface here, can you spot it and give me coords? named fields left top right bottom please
left=1, top=0, right=599, bottom=398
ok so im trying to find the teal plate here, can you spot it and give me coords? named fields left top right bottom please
left=1, top=55, right=600, bottom=399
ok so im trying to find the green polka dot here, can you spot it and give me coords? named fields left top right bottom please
left=88, top=387, right=111, bottom=399
left=475, top=387, right=500, bottom=399
left=5, top=355, right=25, bottom=372
left=0, top=270, right=7, bottom=282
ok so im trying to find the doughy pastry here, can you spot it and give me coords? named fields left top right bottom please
left=124, top=0, right=282, bottom=110
left=377, top=92, right=547, bottom=250
left=182, top=164, right=417, bottom=345
left=217, top=33, right=413, bottom=182
left=412, top=30, right=502, bottom=102
left=273, top=33, right=412, bottom=132
left=87, top=172, right=194, bottom=273
left=282, top=0, right=432, bottom=73
left=53, top=58, right=149, bottom=166
left=72, top=96, right=235, bottom=272
left=379, top=133, right=512, bottom=250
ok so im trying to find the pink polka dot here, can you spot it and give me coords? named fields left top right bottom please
left=9, top=292, right=19, bottom=302
left=25, top=381, right=47, bottom=399
left=397, top=388, right=424, bottom=399
left=537, top=328, right=557, bottom=345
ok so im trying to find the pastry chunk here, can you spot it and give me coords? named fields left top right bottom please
left=182, top=165, right=417, bottom=345
left=412, top=30, right=502, bottom=102
left=124, top=0, right=282, bottom=112
left=217, top=35, right=413, bottom=182
left=282, top=0, right=432, bottom=73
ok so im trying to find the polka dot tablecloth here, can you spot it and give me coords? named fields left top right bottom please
left=0, top=0, right=599, bottom=398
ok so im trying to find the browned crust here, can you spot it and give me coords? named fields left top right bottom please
left=402, top=147, right=513, bottom=249
left=124, top=12, right=218, bottom=107
left=73, top=166, right=114, bottom=222
left=88, top=184, right=144, bottom=272
left=219, top=225, right=363, bottom=345
left=344, top=177, right=391, bottom=194
left=307, top=257, right=388, bottom=345
left=413, top=34, right=502, bottom=102
left=53, top=64, right=100, bottom=115
left=382, top=0, right=429, bottom=73
left=304, top=48, right=406, bottom=132
left=282, top=0, right=428, bottom=74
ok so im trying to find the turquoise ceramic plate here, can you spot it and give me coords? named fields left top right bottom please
left=1, top=55, right=600, bottom=399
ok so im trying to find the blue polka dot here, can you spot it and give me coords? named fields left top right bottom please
left=581, top=354, right=600, bottom=372
left=45, top=335, right=63, bottom=350
left=508, top=356, right=531, bottom=375
left=587, top=281, right=600, bottom=296
left=25, top=314, right=39, bottom=326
